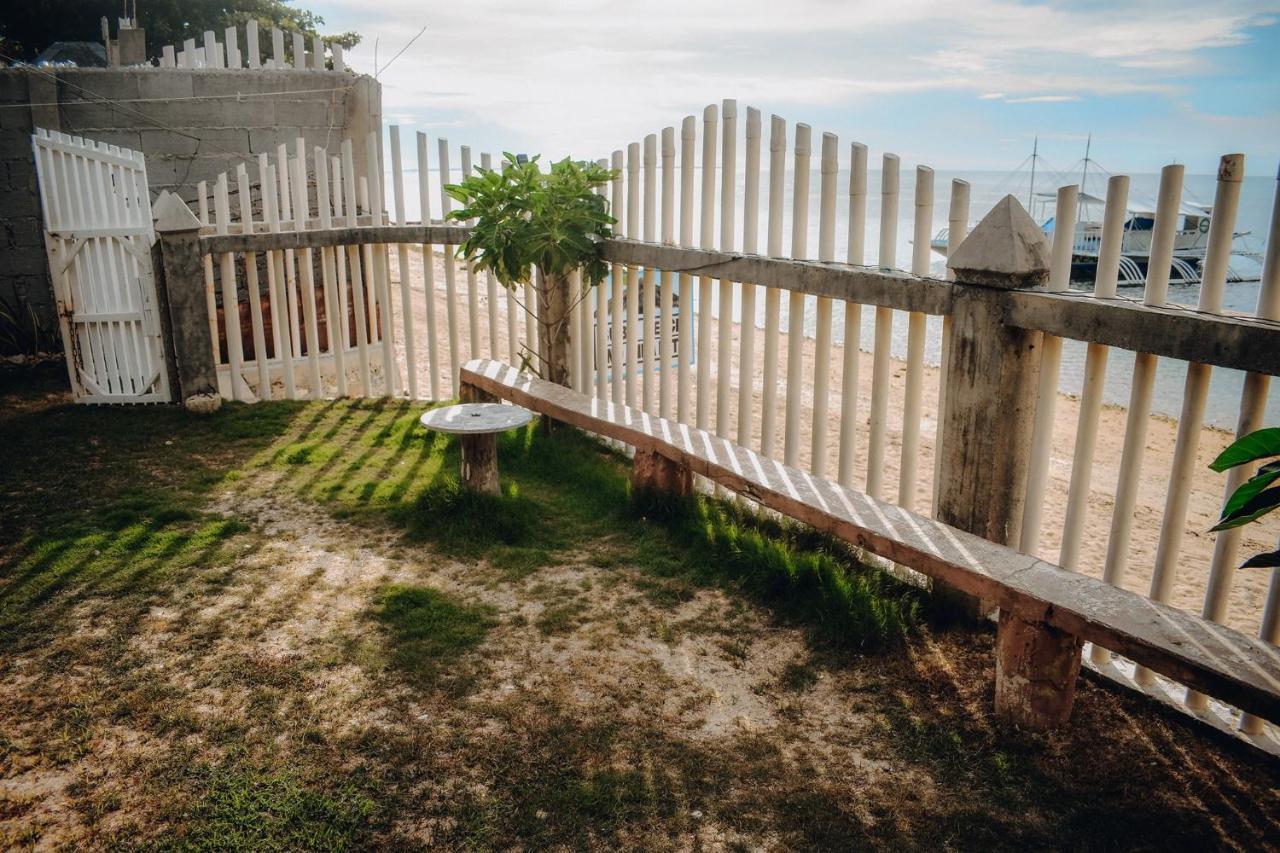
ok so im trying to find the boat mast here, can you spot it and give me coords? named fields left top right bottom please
left=1077, top=133, right=1091, bottom=221
left=1028, top=135, right=1038, bottom=211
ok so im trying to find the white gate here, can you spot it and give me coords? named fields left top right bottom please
left=31, top=129, right=170, bottom=404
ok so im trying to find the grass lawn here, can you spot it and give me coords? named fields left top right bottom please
left=2, top=362, right=1278, bottom=850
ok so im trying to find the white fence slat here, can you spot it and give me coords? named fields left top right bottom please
left=625, top=141, right=641, bottom=409
left=291, top=150, right=325, bottom=397
left=480, top=152, right=502, bottom=362
left=737, top=108, right=761, bottom=446
left=460, top=145, right=481, bottom=359
left=898, top=164, right=933, bottom=509
left=1020, top=183, right=1078, bottom=551
left=696, top=105, right=717, bottom=430
left=312, top=36, right=325, bottom=71
left=246, top=20, right=260, bottom=68
left=276, top=143, right=303, bottom=359
left=866, top=153, right=899, bottom=500
left=237, top=164, right=272, bottom=399
left=643, top=133, right=658, bottom=412
left=225, top=25, right=241, bottom=68
left=1059, top=174, right=1128, bottom=570
left=1205, top=169, right=1280, bottom=726
left=782, top=122, right=810, bottom=468
left=272, top=28, right=285, bottom=70
left=810, top=132, right=838, bottom=477
left=610, top=149, right=625, bottom=406
left=931, top=178, right=970, bottom=511
left=332, top=43, right=345, bottom=73
left=716, top=100, right=737, bottom=437
left=214, top=172, right=249, bottom=400
left=759, top=115, right=786, bottom=459
left=390, top=127, right=419, bottom=399
left=161, top=45, right=176, bottom=67
left=341, top=140, right=372, bottom=396
left=263, top=164, right=298, bottom=399
left=677, top=120, right=695, bottom=423
left=838, top=142, right=868, bottom=487
left=1135, top=155, right=1244, bottom=687
left=292, top=31, right=306, bottom=70
left=314, top=145, right=347, bottom=398
left=659, top=134, right=676, bottom=416
left=437, top=138, right=461, bottom=397
left=1094, top=163, right=1183, bottom=668
left=416, top=132, right=441, bottom=400
left=365, top=132, right=399, bottom=396
left=594, top=158, right=611, bottom=399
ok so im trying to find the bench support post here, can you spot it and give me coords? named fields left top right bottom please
left=995, top=610, right=1084, bottom=731
left=939, top=197, right=1084, bottom=730
left=632, top=448, right=692, bottom=496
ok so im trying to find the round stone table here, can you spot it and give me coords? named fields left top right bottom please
left=419, top=403, right=533, bottom=494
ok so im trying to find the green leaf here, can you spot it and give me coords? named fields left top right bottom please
left=1209, top=427, right=1280, bottom=473
left=1217, top=466, right=1280, bottom=527
left=1240, top=549, right=1280, bottom=569
left=1210, top=486, right=1280, bottom=531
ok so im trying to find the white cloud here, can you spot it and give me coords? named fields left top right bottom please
left=314, top=0, right=1280, bottom=166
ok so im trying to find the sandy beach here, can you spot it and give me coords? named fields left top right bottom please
left=379, top=249, right=1279, bottom=637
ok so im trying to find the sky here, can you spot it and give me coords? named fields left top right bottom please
left=310, top=0, right=1280, bottom=178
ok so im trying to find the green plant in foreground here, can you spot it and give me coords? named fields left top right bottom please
left=446, top=155, right=615, bottom=383
left=1210, top=426, right=1280, bottom=568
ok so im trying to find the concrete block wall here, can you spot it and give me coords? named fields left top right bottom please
left=0, top=66, right=380, bottom=348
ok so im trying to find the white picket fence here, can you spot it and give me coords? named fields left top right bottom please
left=153, top=22, right=344, bottom=72
left=189, top=102, right=1280, bottom=745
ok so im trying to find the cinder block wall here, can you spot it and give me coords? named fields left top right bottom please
left=0, top=66, right=380, bottom=346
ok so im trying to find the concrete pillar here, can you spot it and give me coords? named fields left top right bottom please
left=632, top=448, right=693, bottom=497
left=153, top=192, right=220, bottom=412
left=937, top=195, right=1082, bottom=729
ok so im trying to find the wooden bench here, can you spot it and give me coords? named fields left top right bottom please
left=460, top=359, right=1280, bottom=731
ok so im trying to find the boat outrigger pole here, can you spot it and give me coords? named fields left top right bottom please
left=1077, top=132, right=1091, bottom=221
left=1028, top=135, right=1037, bottom=210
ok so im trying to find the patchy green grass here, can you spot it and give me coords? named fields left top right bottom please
left=371, top=584, right=495, bottom=691
left=169, top=766, right=376, bottom=851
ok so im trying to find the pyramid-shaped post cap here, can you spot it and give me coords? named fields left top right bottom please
left=154, top=190, right=201, bottom=233
left=949, top=195, right=1050, bottom=289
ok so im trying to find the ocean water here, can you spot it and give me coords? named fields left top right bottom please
left=394, top=162, right=1278, bottom=429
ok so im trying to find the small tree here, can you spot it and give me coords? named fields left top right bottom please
left=1210, top=426, right=1280, bottom=568
left=446, top=154, right=616, bottom=386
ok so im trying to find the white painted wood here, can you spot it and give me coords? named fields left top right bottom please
left=932, top=178, right=970, bottom=511
left=659, top=131, right=676, bottom=417
left=203, top=31, right=222, bottom=69
left=332, top=44, right=344, bottom=73
left=716, top=99, right=737, bottom=438
left=460, top=145, right=481, bottom=359
left=314, top=145, right=347, bottom=398
left=696, top=104, right=717, bottom=431
left=1020, top=183, right=1078, bottom=551
left=1207, top=169, right=1280, bottom=724
left=291, top=150, right=325, bottom=397
left=367, top=131, right=398, bottom=396
left=276, top=143, right=301, bottom=359
left=611, top=149, right=625, bottom=407
left=867, top=153, right=899, bottom=500
left=677, top=119, right=696, bottom=423
left=161, top=45, right=176, bottom=68
left=626, top=140, right=641, bottom=409
left=760, top=115, right=786, bottom=460
left=390, top=127, right=419, bottom=398
left=481, top=152, right=501, bottom=362
left=1136, top=155, right=1244, bottom=687
left=225, top=25, right=240, bottom=68
left=271, top=28, right=284, bottom=70
left=416, top=133, right=441, bottom=400
left=737, top=108, right=761, bottom=447
left=644, top=132, right=659, bottom=413
left=341, top=140, right=372, bottom=397
left=437, top=138, right=461, bottom=397
left=292, top=31, right=305, bottom=70
left=263, top=163, right=297, bottom=399
left=811, top=132, right=837, bottom=476
left=237, top=164, right=272, bottom=398
left=783, top=123, right=811, bottom=468
left=838, top=142, right=869, bottom=487
left=312, top=36, right=325, bottom=71
left=196, top=181, right=219, bottom=362
left=214, top=172, right=249, bottom=401
left=898, top=164, right=933, bottom=509
left=1059, top=175, right=1128, bottom=571
left=246, top=20, right=260, bottom=68
left=1094, top=164, right=1183, bottom=668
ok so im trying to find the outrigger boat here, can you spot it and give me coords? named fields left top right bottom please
left=930, top=136, right=1263, bottom=287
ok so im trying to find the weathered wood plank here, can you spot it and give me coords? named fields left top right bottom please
left=201, top=224, right=472, bottom=254
left=1007, top=290, right=1280, bottom=377
left=460, top=358, right=1280, bottom=724
left=600, top=238, right=954, bottom=315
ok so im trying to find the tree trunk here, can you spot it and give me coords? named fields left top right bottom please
left=537, top=268, right=572, bottom=388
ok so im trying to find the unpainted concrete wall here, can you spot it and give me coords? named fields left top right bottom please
left=0, top=66, right=380, bottom=346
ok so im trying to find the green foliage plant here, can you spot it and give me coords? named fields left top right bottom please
left=1209, top=426, right=1280, bottom=568
left=446, top=154, right=615, bottom=385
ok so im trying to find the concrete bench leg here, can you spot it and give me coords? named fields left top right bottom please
left=994, top=609, right=1083, bottom=731
left=460, top=433, right=500, bottom=495
left=632, top=448, right=692, bottom=497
